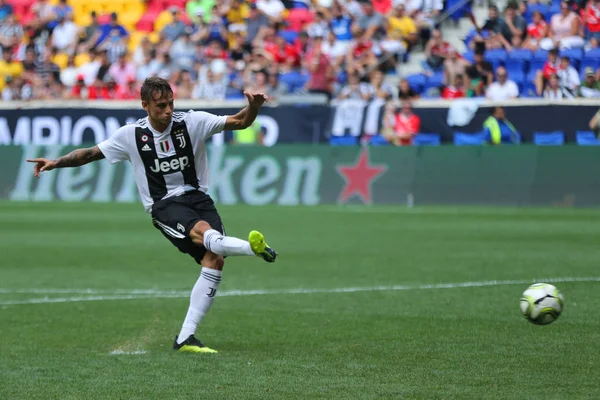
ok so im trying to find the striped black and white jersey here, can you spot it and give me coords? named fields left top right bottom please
left=97, top=110, right=227, bottom=212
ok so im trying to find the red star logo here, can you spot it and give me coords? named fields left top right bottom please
left=336, top=149, right=387, bottom=204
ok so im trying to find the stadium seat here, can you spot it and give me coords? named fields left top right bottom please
left=509, top=69, right=525, bottom=85
left=453, top=131, right=486, bottom=145
left=533, top=49, right=549, bottom=61
left=285, top=8, right=314, bottom=31
left=534, top=131, right=565, bottom=146
left=576, top=131, right=600, bottom=145
left=584, top=48, right=600, bottom=61
left=462, top=51, right=474, bottom=63
left=329, top=135, right=359, bottom=146
left=279, top=30, right=298, bottom=44
left=414, top=133, right=441, bottom=146
left=559, top=48, right=583, bottom=69
left=405, top=73, right=427, bottom=92
left=425, top=71, right=444, bottom=90
left=505, top=59, right=527, bottom=75
left=368, top=135, right=389, bottom=146
left=484, top=49, right=508, bottom=64
left=524, top=4, right=548, bottom=23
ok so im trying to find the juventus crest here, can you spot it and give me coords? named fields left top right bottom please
left=173, top=128, right=186, bottom=148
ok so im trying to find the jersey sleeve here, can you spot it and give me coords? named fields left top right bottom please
left=97, top=125, right=131, bottom=164
left=187, top=111, right=227, bottom=141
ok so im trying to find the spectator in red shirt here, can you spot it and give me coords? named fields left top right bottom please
left=114, top=76, right=137, bottom=99
left=441, top=74, right=466, bottom=99
left=346, top=26, right=377, bottom=75
left=266, top=35, right=300, bottom=69
left=535, top=47, right=559, bottom=95
left=304, top=36, right=334, bottom=99
left=424, top=29, right=451, bottom=70
left=585, top=0, right=600, bottom=42
left=389, top=101, right=421, bottom=146
left=524, top=11, right=549, bottom=50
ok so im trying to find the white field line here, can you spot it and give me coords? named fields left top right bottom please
left=0, top=276, right=599, bottom=307
left=109, top=350, right=147, bottom=355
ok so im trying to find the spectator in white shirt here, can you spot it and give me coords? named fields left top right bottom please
left=557, top=55, right=580, bottom=97
left=486, top=66, right=519, bottom=100
left=543, top=73, right=566, bottom=99
left=51, top=14, right=78, bottom=54
left=256, top=0, right=285, bottom=21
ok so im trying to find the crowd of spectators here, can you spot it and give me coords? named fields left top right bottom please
left=0, top=0, right=443, bottom=102
left=413, top=0, right=600, bottom=100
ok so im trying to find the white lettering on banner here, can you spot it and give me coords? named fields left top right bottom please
left=241, top=157, right=281, bottom=205
left=56, top=164, right=95, bottom=201
left=12, top=117, right=31, bottom=145
left=10, top=146, right=323, bottom=205
left=10, top=146, right=62, bottom=201
left=278, top=157, right=321, bottom=205
left=115, top=162, right=138, bottom=203
left=60, top=117, right=72, bottom=145
left=32, top=116, right=60, bottom=145
left=91, top=159, right=117, bottom=202
left=208, top=145, right=244, bottom=204
left=0, top=118, right=11, bottom=145
left=257, top=116, right=279, bottom=147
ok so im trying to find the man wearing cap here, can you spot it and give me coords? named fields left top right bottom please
left=579, top=67, right=600, bottom=98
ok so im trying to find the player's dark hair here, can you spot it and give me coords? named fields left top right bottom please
left=140, top=77, right=173, bottom=103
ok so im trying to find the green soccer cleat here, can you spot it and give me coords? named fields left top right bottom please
left=248, top=230, right=277, bottom=263
left=173, top=335, right=218, bottom=354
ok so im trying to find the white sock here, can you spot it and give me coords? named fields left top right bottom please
left=177, top=268, right=222, bottom=344
left=203, top=229, right=255, bottom=256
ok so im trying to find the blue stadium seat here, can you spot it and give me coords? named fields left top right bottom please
left=534, top=131, right=565, bottom=145
left=453, top=131, right=486, bottom=145
left=559, top=48, right=583, bottom=69
left=520, top=82, right=539, bottom=97
left=508, top=49, right=533, bottom=62
left=279, top=30, right=298, bottom=44
left=524, top=4, right=548, bottom=23
left=506, top=59, right=527, bottom=75
left=485, top=49, right=508, bottom=64
left=279, top=71, right=309, bottom=92
left=576, top=131, right=600, bottom=145
left=329, top=136, right=359, bottom=146
left=584, top=48, right=600, bottom=61
left=426, top=72, right=444, bottom=89
left=462, top=51, right=475, bottom=63
left=406, top=73, right=427, bottom=92
left=509, top=69, right=525, bottom=85
left=368, top=135, right=389, bottom=146
left=414, top=133, right=441, bottom=145
left=529, top=59, right=545, bottom=74
left=534, top=49, right=549, bottom=61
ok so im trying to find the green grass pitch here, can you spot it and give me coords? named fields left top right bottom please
left=1, top=202, right=600, bottom=399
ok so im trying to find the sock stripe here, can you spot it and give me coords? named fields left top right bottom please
left=201, top=270, right=222, bottom=279
left=200, top=273, right=222, bottom=284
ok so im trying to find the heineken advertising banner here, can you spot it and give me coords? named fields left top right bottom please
left=2, top=145, right=600, bottom=207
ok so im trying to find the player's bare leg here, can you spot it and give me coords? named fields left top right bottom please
left=173, top=250, right=223, bottom=353
left=190, top=221, right=277, bottom=262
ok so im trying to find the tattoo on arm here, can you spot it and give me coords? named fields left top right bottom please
left=54, top=146, right=105, bottom=168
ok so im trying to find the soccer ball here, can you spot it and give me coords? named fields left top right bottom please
left=520, top=283, right=564, bottom=325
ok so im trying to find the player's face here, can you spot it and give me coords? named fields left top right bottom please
left=144, top=92, right=174, bottom=128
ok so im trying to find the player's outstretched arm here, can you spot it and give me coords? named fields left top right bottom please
left=224, top=91, right=268, bottom=131
left=27, top=145, right=105, bottom=178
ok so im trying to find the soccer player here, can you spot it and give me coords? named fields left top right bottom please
left=26, top=77, right=277, bottom=353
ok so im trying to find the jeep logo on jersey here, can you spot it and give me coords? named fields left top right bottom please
left=149, top=155, right=190, bottom=174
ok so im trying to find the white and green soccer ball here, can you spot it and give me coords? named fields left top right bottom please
left=520, top=283, right=564, bottom=325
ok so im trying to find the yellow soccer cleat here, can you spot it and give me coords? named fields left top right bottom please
left=173, top=335, right=218, bottom=353
left=248, top=230, right=277, bottom=263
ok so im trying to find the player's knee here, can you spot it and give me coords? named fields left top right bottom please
left=202, top=252, right=225, bottom=270
left=190, top=220, right=213, bottom=244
